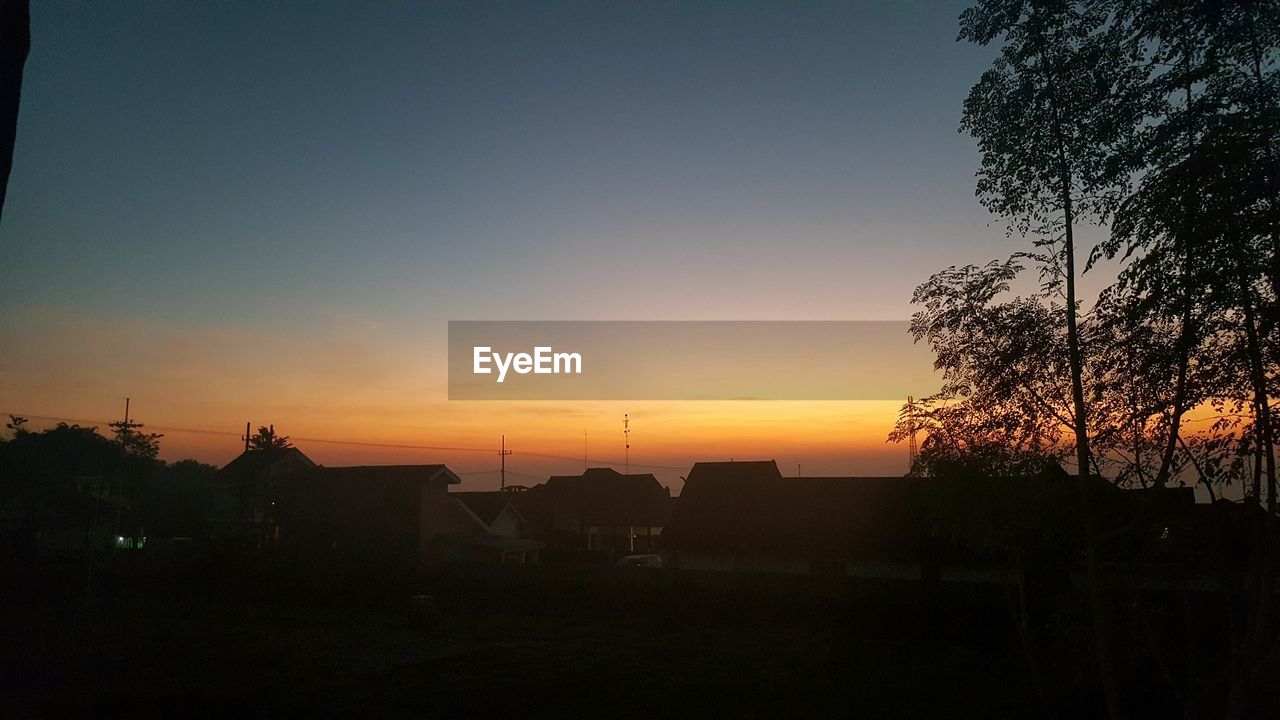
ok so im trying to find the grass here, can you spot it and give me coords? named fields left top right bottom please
left=1, top=565, right=1037, bottom=718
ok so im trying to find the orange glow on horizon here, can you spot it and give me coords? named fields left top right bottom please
left=0, top=307, right=923, bottom=490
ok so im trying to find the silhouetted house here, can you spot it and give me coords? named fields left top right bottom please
left=437, top=491, right=543, bottom=563
left=666, top=460, right=926, bottom=577
left=211, top=447, right=317, bottom=551
left=1029, top=463, right=1197, bottom=564
left=278, top=464, right=461, bottom=565
left=1155, top=496, right=1254, bottom=578
left=514, top=468, right=671, bottom=554
left=1, top=472, right=126, bottom=559
left=1106, top=484, right=1197, bottom=562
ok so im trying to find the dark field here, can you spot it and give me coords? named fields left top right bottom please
left=1, top=562, right=1044, bottom=719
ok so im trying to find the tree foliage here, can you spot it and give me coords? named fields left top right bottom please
left=897, top=1, right=1280, bottom=716
left=108, top=418, right=163, bottom=460
left=248, top=425, right=291, bottom=451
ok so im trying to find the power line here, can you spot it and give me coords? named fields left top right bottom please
left=511, top=449, right=686, bottom=471
left=453, top=468, right=542, bottom=479
left=2, top=412, right=495, bottom=453
left=0, top=410, right=691, bottom=470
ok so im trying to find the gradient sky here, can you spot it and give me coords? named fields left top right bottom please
left=0, top=1, right=1069, bottom=489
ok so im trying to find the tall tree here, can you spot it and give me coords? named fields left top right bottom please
left=1088, top=0, right=1223, bottom=493
left=1095, top=4, right=1279, bottom=713
left=957, top=1, right=1144, bottom=715
left=906, top=1, right=1278, bottom=713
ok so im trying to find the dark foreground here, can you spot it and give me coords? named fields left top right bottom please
left=2, top=559, right=1124, bottom=718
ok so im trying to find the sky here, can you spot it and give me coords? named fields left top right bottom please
left=0, top=1, right=1058, bottom=489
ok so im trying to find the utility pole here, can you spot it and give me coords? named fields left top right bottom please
left=113, top=397, right=144, bottom=453
left=498, top=434, right=512, bottom=491
left=907, top=395, right=919, bottom=475
left=112, top=397, right=141, bottom=557
left=623, top=414, right=630, bottom=476
left=584, top=429, right=588, bottom=472
left=243, top=421, right=250, bottom=453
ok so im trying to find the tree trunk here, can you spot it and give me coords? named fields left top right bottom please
left=1062, top=163, right=1125, bottom=719
left=1014, top=557, right=1054, bottom=719
left=1155, top=79, right=1201, bottom=488
left=0, top=0, right=30, bottom=222
left=1227, top=269, right=1277, bottom=720
left=1043, top=41, right=1124, bottom=712
left=1244, top=19, right=1280, bottom=332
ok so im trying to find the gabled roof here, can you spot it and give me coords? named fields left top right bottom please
left=681, top=460, right=782, bottom=486
left=667, top=460, right=923, bottom=559
left=451, top=491, right=525, bottom=527
left=218, top=447, right=317, bottom=479
left=277, top=464, right=463, bottom=536
left=516, top=467, right=671, bottom=528
left=320, top=464, right=461, bottom=485
left=670, top=461, right=780, bottom=546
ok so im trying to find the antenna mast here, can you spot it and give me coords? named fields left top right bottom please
left=623, top=414, right=630, bottom=476
left=499, top=434, right=512, bottom=491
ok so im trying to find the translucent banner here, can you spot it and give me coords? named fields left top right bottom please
left=448, top=321, right=938, bottom=401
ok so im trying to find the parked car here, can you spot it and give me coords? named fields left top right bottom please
left=615, top=554, right=663, bottom=568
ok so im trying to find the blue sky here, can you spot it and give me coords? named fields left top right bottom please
left=3, top=1, right=1000, bottom=328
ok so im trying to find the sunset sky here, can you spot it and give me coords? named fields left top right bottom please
left=0, top=1, right=1109, bottom=489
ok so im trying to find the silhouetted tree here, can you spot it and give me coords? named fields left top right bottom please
left=5, top=414, right=27, bottom=436
left=108, top=418, right=163, bottom=460
left=1089, top=3, right=1280, bottom=714
left=888, top=259, right=1075, bottom=468
left=900, top=1, right=1279, bottom=715
left=135, top=459, right=218, bottom=538
left=0, top=0, right=29, bottom=222
left=913, top=447, right=1084, bottom=708
left=248, top=425, right=291, bottom=451
left=954, top=4, right=1146, bottom=713
left=0, top=423, right=123, bottom=558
